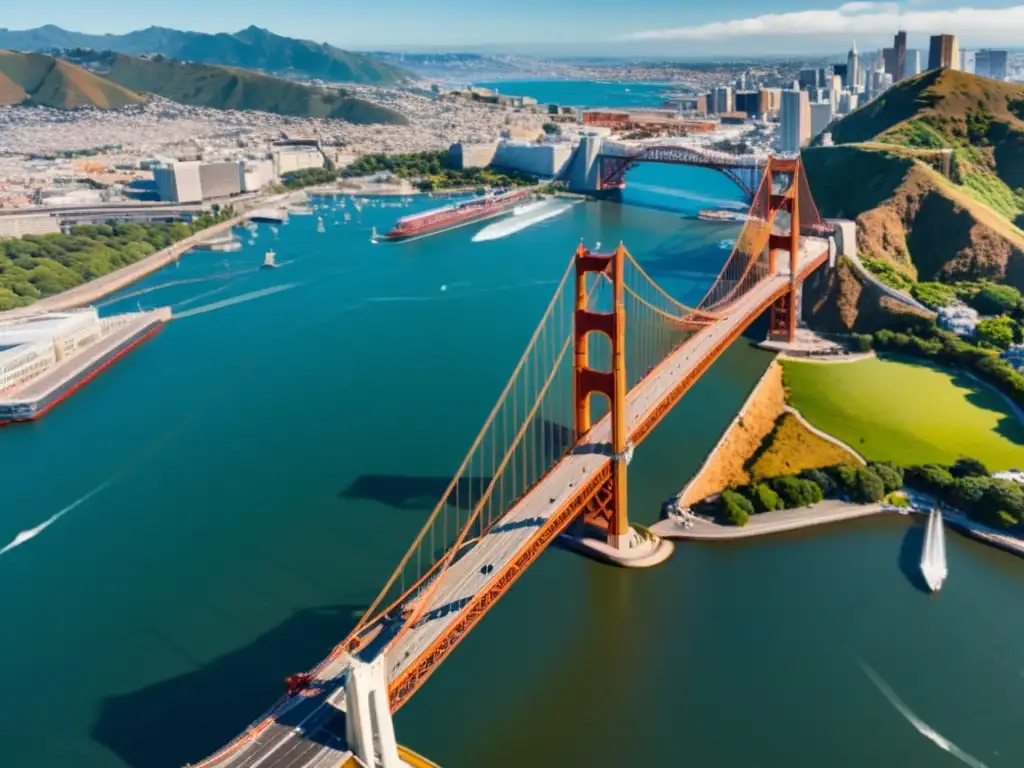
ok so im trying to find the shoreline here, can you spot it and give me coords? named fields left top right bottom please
left=650, top=499, right=1024, bottom=559
left=0, top=191, right=310, bottom=319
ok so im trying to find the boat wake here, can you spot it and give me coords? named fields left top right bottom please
left=174, top=284, right=299, bottom=319
left=471, top=202, right=574, bottom=242
left=98, top=272, right=244, bottom=307
left=860, top=661, right=989, bottom=768
left=0, top=482, right=111, bottom=559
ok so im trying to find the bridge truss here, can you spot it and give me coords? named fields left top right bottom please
left=598, top=144, right=767, bottom=198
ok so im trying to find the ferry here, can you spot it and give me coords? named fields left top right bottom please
left=262, top=250, right=278, bottom=269
left=697, top=209, right=751, bottom=223
left=383, top=189, right=531, bottom=241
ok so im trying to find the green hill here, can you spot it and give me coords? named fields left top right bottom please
left=0, top=24, right=409, bottom=85
left=67, top=50, right=407, bottom=124
left=0, top=50, right=144, bottom=108
left=804, top=69, right=1024, bottom=297
left=827, top=68, right=1024, bottom=225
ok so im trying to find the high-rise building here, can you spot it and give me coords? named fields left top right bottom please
left=839, top=92, right=859, bottom=115
left=834, top=63, right=848, bottom=84
left=847, top=41, right=860, bottom=90
left=929, top=34, right=960, bottom=70
left=780, top=89, right=810, bottom=153
left=810, top=102, right=834, bottom=139
left=798, top=68, right=819, bottom=90
left=975, top=49, right=1009, bottom=80
left=908, top=50, right=921, bottom=77
left=758, top=87, right=782, bottom=116
left=711, top=86, right=734, bottom=114
left=962, top=50, right=976, bottom=73
left=894, top=30, right=908, bottom=81
left=734, top=91, right=760, bottom=116
left=883, top=48, right=898, bottom=81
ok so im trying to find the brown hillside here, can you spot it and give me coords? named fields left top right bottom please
left=0, top=50, right=144, bottom=109
left=802, top=256, right=931, bottom=334
left=803, top=145, right=1024, bottom=288
left=0, top=70, right=26, bottom=105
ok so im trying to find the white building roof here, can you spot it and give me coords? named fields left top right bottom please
left=0, top=309, right=99, bottom=346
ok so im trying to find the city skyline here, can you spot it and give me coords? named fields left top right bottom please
left=3, top=0, right=1024, bottom=54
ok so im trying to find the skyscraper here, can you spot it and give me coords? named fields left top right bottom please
left=712, top=86, right=733, bottom=114
left=847, top=41, right=860, bottom=90
left=883, top=48, right=898, bottom=80
left=894, top=30, right=907, bottom=81
left=929, top=34, right=960, bottom=70
left=908, top=50, right=921, bottom=77
left=975, top=49, right=1009, bottom=80
left=780, top=89, right=810, bottom=153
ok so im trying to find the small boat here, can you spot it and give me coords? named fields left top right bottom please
left=718, top=239, right=734, bottom=250
left=262, top=250, right=279, bottom=270
left=317, top=216, right=326, bottom=234
left=921, top=508, right=948, bottom=592
left=344, top=212, right=352, bottom=223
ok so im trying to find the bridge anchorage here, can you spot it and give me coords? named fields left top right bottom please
left=189, top=156, right=833, bottom=768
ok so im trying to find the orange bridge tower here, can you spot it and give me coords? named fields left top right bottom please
left=767, top=156, right=802, bottom=342
left=572, top=243, right=632, bottom=549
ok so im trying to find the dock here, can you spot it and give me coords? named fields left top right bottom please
left=0, top=309, right=170, bottom=424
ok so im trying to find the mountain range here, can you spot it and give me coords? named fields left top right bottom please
left=0, top=24, right=408, bottom=85
left=0, top=49, right=408, bottom=125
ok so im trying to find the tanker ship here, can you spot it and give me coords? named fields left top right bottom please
left=382, top=189, right=530, bottom=241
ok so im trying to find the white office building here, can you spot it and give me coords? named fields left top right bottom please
left=810, top=102, right=834, bottom=139
left=272, top=147, right=325, bottom=176
left=154, top=161, right=203, bottom=203
left=780, top=89, right=810, bottom=153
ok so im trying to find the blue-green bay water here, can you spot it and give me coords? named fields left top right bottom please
left=0, top=163, right=1022, bottom=768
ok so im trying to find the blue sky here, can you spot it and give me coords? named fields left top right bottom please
left=4, top=0, right=1024, bottom=54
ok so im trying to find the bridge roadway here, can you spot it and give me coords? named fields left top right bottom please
left=205, top=237, right=830, bottom=768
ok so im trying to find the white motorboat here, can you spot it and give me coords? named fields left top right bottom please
left=920, top=508, right=948, bottom=592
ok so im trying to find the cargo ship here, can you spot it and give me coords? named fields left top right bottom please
left=382, top=189, right=531, bottom=241
left=697, top=209, right=751, bottom=223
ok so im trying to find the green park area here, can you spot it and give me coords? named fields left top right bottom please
left=781, top=356, right=1024, bottom=471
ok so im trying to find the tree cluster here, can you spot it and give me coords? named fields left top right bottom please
left=716, top=456, right=1023, bottom=531
left=0, top=209, right=233, bottom=310
left=342, top=151, right=537, bottom=192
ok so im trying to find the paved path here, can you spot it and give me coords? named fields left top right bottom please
left=651, top=500, right=888, bottom=540
left=201, top=238, right=830, bottom=768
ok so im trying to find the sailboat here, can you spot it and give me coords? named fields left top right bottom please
left=920, top=508, right=948, bottom=592
left=370, top=227, right=379, bottom=244
left=317, top=216, right=326, bottom=233
left=262, top=250, right=278, bottom=270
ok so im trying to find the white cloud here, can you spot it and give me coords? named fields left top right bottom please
left=621, top=3, right=1024, bottom=41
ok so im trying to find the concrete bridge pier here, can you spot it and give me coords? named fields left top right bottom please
left=345, top=655, right=401, bottom=768
left=567, top=135, right=604, bottom=193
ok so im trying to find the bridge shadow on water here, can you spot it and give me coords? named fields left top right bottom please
left=897, top=518, right=931, bottom=595
left=339, top=418, right=576, bottom=512
left=91, top=603, right=366, bottom=768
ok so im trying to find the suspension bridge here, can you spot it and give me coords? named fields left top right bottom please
left=191, top=156, right=833, bottom=768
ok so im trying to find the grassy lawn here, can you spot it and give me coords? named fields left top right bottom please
left=781, top=356, right=1024, bottom=470
left=748, top=412, right=858, bottom=479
